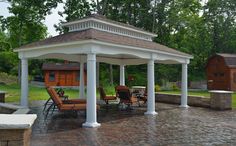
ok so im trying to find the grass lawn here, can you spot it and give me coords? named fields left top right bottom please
left=0, top=84, right=236, bottom=108
left=0, top=84, right=80, bottom=103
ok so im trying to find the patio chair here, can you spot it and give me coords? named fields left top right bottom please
left=45, top=87, right=95, bottom=118
left=115, top=85, right=137, bottom=109
left=98, top=86, right=117, bottom=104
left=43, top=87, right=86, bottom=112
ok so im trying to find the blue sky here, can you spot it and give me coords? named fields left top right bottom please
left=0, top=2, right=65, bottom=36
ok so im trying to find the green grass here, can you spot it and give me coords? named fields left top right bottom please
left=1, top=84, right=236, bottom=108
left=0, top=84, right=81, bottom=103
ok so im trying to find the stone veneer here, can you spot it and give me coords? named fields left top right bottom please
left=0, top=129, right=31, bottom=146
left=209, top=90, right=232, bottom=110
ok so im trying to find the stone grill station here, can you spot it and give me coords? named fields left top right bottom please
left=0, top=114, right=37, bottom=146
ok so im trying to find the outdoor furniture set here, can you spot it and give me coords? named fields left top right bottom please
left=99, top=85, right=147, bottom=109
left=44, top=85, right=146, bottom=118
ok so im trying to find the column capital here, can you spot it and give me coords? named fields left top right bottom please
left=87, top=53, right=96, bottom=61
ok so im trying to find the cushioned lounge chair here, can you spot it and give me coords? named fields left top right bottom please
left=43, top=87, right=87, bottom=112
left=45, top=87, right=99, bottom=118
left=98, top=86, right=117, bottom=104
left=115, top=85, right=137, bottom=108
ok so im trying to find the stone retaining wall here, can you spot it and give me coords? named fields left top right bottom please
left=155, top=93, right=210, bottom=108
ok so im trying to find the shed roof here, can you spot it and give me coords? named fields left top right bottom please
left=42, top=63, right=85, bottom=71
left=217, top=53, right=236, bottom=68
left=16, top=29, right=191, bottom=58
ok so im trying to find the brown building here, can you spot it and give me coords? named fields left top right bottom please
left=42, top=63, right=87, bottom=86
left=206, top=53, right=236, bottom=91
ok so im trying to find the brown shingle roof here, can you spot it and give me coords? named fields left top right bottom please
left=16, top=29, right=191, bottom=58
left=217, top=53, right=236, bottom=67
left=42, top=63, right=86, bottom=70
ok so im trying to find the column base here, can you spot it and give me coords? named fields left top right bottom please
left=82, top=122, right=101, bottom=128
left=144, top=111, right=158, bottom=115
left=179, top=105, right=189, bottom=108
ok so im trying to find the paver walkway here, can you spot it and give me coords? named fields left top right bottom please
left=30, top=101, right=236, bottom=146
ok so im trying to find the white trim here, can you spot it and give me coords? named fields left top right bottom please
left=15, top=40, right=193, bottom=60
left=62, top=18, right=157, bottom=37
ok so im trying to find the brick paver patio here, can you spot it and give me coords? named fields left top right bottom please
left=30, top=101, right=236, bottom=146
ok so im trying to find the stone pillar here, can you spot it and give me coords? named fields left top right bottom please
left=20, top=58, right=28, bottom=107
left=209, top=90, right=233, bottom=110
left=79, top=61, right=85, bottom=99
left=82, top=53, right=100, bottom=128
left=145, top=59, right=157, bottom=115
left=120, top=64, right=125, bottom=85
left=180, top=63, right=189, bottom=108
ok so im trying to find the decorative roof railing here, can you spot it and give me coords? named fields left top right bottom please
left=63, top=18, right=156, bottom=41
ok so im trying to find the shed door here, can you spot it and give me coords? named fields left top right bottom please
left=59, top=72, right=66, bottom=86
left=65, top=71, right=73, bottom=86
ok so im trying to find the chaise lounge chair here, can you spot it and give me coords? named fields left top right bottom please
left=98, top=86, right=117, bottom=104
left=45, top=87, right=99, bottom=118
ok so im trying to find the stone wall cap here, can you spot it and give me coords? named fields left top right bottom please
left=0, top=114, right=37, bottom=129
left=209, top=90, right=234, bottom=94
left=0, top=91, right=6, bottom=93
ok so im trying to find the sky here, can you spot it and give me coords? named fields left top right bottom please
left=0, top=2, right=65, bottom=36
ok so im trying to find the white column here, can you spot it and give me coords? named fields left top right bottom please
left=79, top=61, right=85, bottom=99
left=20, top=58, right=29, bottom=107
left=180, top=63, right=189, bottom=108
left=145, top=59, right=157, bottom=115
left=82, top=53, right=100, bottom=128
left=119, top=64, right=125, bottom=85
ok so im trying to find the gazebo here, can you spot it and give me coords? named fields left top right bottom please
left=15, top=14, right=193, bottom=128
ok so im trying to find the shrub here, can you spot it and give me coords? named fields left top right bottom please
left=155, top=84, right=161, bottom=92
left=172, top=84, right=179, bottom=91
left=0, top=72, right=17, bottom=85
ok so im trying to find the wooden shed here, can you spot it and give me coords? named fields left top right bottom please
left=42, top=63, right=87, bottom=86
left=206, top=53, right=236, bottom=91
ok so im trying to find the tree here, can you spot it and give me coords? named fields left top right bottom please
left=55, top=0, right=94, bottom=34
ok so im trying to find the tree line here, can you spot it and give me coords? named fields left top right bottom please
left=0, top=0, right=236, bottom=86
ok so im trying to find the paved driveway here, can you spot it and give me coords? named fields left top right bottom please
left=30, top=101, right=236, bottom=146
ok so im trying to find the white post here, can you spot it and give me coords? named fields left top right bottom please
left=82, top=53, right=100, bottom=128
left=79, top=61, right=85, bottom=99
left=120, top=64, right=125, bottom=85
left=145, top=59, right=157, bottom=115
left=180, top=63, right=189, bottom=108
left=20, top=58, right=29, bottom=107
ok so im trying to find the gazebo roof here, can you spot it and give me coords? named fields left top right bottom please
left=16, top=29, right=191, bottom=58
left=15, top=14, right=192, bottom=65
left=62, top=14, right=157, bottom=36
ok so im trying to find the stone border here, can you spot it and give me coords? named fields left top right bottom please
left=155, top=93, right=210, bottom=108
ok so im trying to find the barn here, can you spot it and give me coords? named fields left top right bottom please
left=206, top=53, right=236, bottom=91
left=42, top=63, right=87, bottom=86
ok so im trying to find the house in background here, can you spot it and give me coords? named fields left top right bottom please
left=42, top=63, right=87, bottom=86
left=206, top=53, right=236, bottom=91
